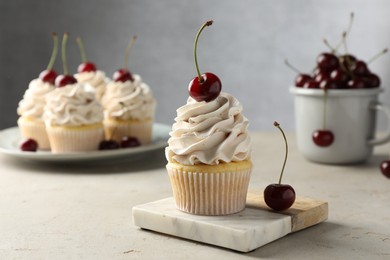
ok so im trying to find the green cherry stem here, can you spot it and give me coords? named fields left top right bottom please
left=194, top=20, right=213, bottom=84
left=61, top=33, right=69, bottom=75
left=274, top=121, right=288, bottom=185
left=367, top=48, right=388, bottom=64
left=124, top=35, right=137, bottom=69
left=46, top=32, right=58, bottom=70
left=76, top=37, right=87, bottom=63
left=334, top=12, right=354, bottom=51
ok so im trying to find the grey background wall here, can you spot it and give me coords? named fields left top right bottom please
left=1, top=0, right=389, bottom=131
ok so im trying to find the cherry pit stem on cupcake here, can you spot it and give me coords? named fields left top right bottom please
left=264, top=121, right=296, bottom=211
left=76, top=37, right=97, bottom=72
left=39, top=32, right=59, bottom=85
left=55, top=33, right=77, bottom=87
left=113, top=35, right=137, bottom=82
left=188, top=20, right=221, bottom=102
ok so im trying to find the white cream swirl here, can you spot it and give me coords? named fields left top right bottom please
left=74, top=70, right=108, bottom=102
left=101, top=74, right=155, bottom=121
left=165, top=92, right=251, bottom=165
left=44, top=83, right=103, bottom=126
left=17, top=78, right=55, bottom=119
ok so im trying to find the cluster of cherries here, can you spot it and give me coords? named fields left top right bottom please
left=20, top=33, right=139, bottom=152
left=291, top=50, right=385, bottom=90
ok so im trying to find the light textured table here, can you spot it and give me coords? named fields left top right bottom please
left=1, top=132, right=390, bottom=259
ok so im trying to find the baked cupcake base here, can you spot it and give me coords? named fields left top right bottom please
left=17, top=117, right=50, bottom=150
left=103, top=118, right=153, bottom=145
left=166, top=160, right=252, bottom=216
left=46, top=123, right=104, bottom=153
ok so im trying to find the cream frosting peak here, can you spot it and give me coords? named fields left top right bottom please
left=166, top=92, right=251, bottom=165
left=17, top=78, right=55, bottom=119
left=74, top=70, right=108, bottom=102
left=101, top=74, right=155, bottom=121
left=44, top=83, right=103, bottom=126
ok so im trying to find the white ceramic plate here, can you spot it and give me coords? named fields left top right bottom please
left=0, top=123, right=170, bottom=162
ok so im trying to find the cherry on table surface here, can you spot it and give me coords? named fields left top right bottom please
left=20, top=138, right=38, bottom=152
left=99, top=140, right=120, bottom=150
left=55, top=75, right=77, bottom=88
left=312, top=130, right=334, bottom=147
left=39, top=69, right=58, bottom=85
left=121, top=136, right=141, bottom=148
left=78, top=62, right=97, bottom=73
left=380, top=160, right=390, bottom=178
left=113, top=69, right=133, bottom=82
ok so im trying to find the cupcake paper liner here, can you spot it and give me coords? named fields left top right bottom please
left=17, top=117, right=50, bottom=150
left=46, top=124, right=104, bottom=153
left=103, top=119, right=153, bottom=145
left=166, top=164, right=252, bottom=216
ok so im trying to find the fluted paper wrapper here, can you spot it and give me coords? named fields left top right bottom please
left=103, top=119, right=153, bottom=145
left=17, top=117, right=50, bottom=150
left=46, top=125, right=104, bottom=153
left=166, top=165, right=252, bottom=216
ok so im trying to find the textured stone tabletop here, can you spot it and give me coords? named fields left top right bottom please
left=0, top=132, right=389, bottom=259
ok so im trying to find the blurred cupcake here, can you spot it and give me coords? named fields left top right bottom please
left=74, top=37, right=108, bottom=102
left=44, top=83, right=104, bottom=153
left=101, top=74, right=156, bottom=144
left=17, top=33, right=59, bottom=150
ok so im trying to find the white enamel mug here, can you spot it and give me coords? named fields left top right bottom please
left=290, top=87, right=390, bottom=164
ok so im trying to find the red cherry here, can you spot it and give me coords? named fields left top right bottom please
left=363, top=74, right=380, bottom=88
left=312, top=130, right=334, bottom=147
left=347, top=78, right=366, bottom=89
left=55, top=75, right=77, bottom=88
left=99, top=140, right=120, bottom=150
left=113, top=69, right=133, bottom=82
left=264, top=184, right=296, bottom=211
left=120, top=136, right=141, bottom=148
left=380, top=160, right=390, bottom=178
left=351, top=60, right=370, bottom=76
left=295, top=74, right=312, bottom=87
left=39, top=69, right=58, bottom=85
left=330, top=68, right=350, bottom=84
left=77, top=62, right=97, bottom=73
left=317, top=53, right=339, bottom=72
left=264, top=122, right=296, bottom=211
left=189, top=73, right=222, bottom=102
left=339, top=54, right=357, bottom=70
left=303, top=80, right=319, bottom=89
left=319, top=79, right=339, bottom=90
left=314, top=71, right=330, bottom=83
left=20, top=138, right=38, bottom=152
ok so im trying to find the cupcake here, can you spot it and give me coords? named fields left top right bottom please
left=101, top=74, right=156, bottom=144
left=17, top=79, right=55, bottom=150
left=74, top=37, right=108, bottom=102
left=17, top=33, right=59, bottom=150
left=44, top=83, right=104, bottom=153
left=165, top=20, right=252, bottom=216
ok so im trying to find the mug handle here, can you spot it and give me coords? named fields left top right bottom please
left=368, top=102, right=390, bottom=145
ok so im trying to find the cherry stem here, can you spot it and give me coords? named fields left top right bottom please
left=323, top=89, right=328, bottom=129
left=194, top=20, right=213, bottom=84
left=334, top=12, right=354, bottom=51
left=76, top=37, right=87, bottom=63
left=124, top=35, right=137, bottom=69
left=367, top=48, right=388, bottom=64
left=61, top=33, right=69, bottom=75
left=274, top=121, right=288, bottom=185
left=46, top=32, right=58, bottom=70
left=284, top=59, right=301, bottom=74
left=323, top=39, right=338, bottom=54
